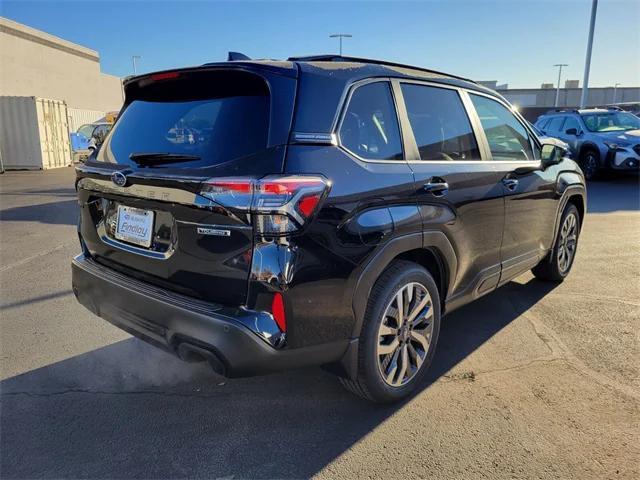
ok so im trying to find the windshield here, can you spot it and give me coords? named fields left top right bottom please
left=581, top=112, right=640, bottom=132
left=77, top=124, right=95, bottom=139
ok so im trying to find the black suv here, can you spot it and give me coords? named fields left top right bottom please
left=72, top=55, right=586, bottom=403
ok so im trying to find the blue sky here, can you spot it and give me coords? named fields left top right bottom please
left=2, top=0, right=639, bottom=88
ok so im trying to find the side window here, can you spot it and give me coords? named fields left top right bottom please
left=470, top=94, right=535, bottom=161
left=401, top=84, right=480, bottom=161
left=339, top=82, right=403, bottom=160
left=546, top=116, right=566, bottom=133
left=536, top=117, right=550, bottom=130
left=563, top=116, right=580, bottom=133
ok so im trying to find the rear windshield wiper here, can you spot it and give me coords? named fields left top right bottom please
left=129, top=152, right=201, bottom=166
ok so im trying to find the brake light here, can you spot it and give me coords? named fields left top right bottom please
left=200, top=175, right=330, bottom=235
left=150, top=71, right=181, bottom=82
left=271, top=293, right=286, bottom=332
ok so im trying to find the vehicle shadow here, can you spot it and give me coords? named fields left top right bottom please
left=0, top=199, right=78, bottom=225
left=586, top=175, right=639, bottom=213
left=0, top=187, right=77, bottom=198
left=0, top=278, right=557, bottom=479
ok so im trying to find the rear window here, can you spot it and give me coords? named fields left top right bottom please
left=97, top=70, right=270, bottom=167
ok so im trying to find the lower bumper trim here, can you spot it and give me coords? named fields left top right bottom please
left=72, top=254, right=347, bottom=377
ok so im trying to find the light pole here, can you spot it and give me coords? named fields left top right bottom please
left=580, top=0, right=598, bottom=108
left=131, top=55, right=141, bottom=75
left=553, top=64, right=569, bottom=107
left=613, top=83, right=621, bottom=104
left=329, top=34, right=352, bottom=56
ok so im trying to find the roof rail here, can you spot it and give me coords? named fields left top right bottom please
left=287, top=54, right=477, bottom=84
left=545, top=108, right=579, bottom=115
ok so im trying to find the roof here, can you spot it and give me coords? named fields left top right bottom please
left=128, top=54, right=495, bottom=96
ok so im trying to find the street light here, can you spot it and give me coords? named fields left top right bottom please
left=329, top=33, right=352, bottom=56
left=613, top=83, right=621, bottom=104
left=580, top=0, right=598, bottom=108
left=553, top=64, right=569, bottom=107
left=131, top=55, right=142, bottom=75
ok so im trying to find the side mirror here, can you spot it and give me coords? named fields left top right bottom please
left=541, top=142, right=567, bottom=167
left=565, top=128, right=578, bottom=135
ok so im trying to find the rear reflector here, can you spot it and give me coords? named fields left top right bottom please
left=200, top=175, right=330, bottom=235
left=271, top=293, right=286, bottom=332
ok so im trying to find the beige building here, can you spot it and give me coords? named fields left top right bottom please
left=0, top=17, right=123, bottom=111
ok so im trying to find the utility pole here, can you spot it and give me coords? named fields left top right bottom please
left=553, top=64, right=569, bottom=107
left=580, top=0, right=598, bottom=108
left=131, top=55, right=141, bottom=75
left=613, top=83, right=621, bottom=104
left=329, top=34, right=352, bottom=56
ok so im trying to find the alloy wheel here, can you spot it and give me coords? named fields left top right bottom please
left=557, top=212, right=578, bottom=274
left=376, top=282, right=434, bottom=387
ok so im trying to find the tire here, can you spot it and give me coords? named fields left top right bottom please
left=532, top=204, right=580, bottom=282
left=340, top=260, right=441, bottom=403
left=580, top=149, right=601, bottom=181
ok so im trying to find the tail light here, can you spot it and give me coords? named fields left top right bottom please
left=200, top=175, right=330, bottom=235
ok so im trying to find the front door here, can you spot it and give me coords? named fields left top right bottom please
left=468, top=93, right=558, bottom=285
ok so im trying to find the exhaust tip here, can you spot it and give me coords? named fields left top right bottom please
left=176, top=342, right=227, bottom=376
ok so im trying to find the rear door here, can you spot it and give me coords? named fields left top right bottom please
left=394, top=80, right=506, bottom=305
left=559, top=115, right=582, bottom=152
left=468, top=93, right=558, bottom=284
left=77, top=67, right=297, bottom=305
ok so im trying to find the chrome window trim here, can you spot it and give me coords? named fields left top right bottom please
left=331, top=76, right=542, bottom=166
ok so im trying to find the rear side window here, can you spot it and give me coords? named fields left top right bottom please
left=339, top=82, right=403, bottom=160
left=470, top=94, right=535, bottom=161
left=401, top=84, right=480, bottom=161
left=98, top=71, right=270, bottom=167
left=546, top=116, right=566, bottom=133
left=536, top=117, right=550, bottom=130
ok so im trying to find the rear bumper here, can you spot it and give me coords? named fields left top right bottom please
left=71, top=254, right=348, bottom=377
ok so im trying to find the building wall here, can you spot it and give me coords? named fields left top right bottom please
left=0, top=17, right=123, bottom=112
left=500, top=87, right=640, bottom=108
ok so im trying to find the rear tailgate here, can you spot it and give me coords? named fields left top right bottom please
left=77, top=65, right=297, bottom=305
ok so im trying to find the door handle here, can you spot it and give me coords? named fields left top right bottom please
left=423, top=178, right=449, bottom=196
left=502, top=178, right=519, bottom=191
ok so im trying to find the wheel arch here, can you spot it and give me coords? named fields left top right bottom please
left=349, top=231, right=456, bottom=340
left=551, top=183, right=586, bottom=248
left=578, top=141, right=602, bottom=161
left=331, top=231, right=456, bottom=381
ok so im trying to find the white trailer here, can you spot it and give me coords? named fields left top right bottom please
left=0, top=96, right=73, bottom=170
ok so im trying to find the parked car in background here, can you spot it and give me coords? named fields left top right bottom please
left=535, top=108, right=640, bottom=180
left=72, top=55, right=586, bottom=403
left=529, top=122, right=571, bottom=157
left=70, top=122, right=112, bottom=162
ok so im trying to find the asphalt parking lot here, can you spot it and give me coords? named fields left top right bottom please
left=1, top=167, right=638, bottom=479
